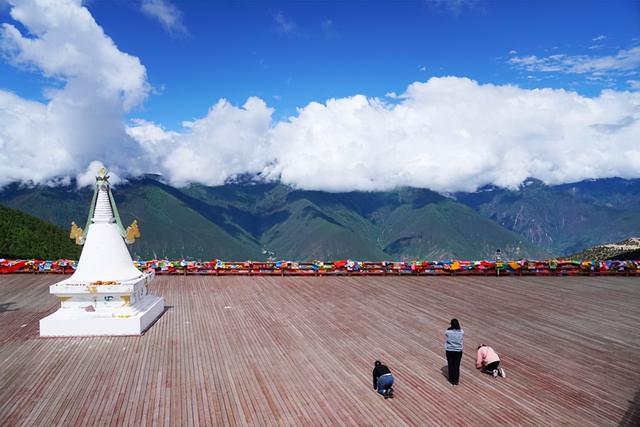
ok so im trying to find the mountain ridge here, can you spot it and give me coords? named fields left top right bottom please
left=0, top=177, right=637, bottom=260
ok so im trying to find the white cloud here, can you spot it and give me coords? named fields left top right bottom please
left=129, top=97, right=274, bottom=187
left=76, top=160, right=123, bottom=187
left=273, top=11, right=295, bottom=35
left=262, top=78, right=640, bottom=192
left=0, top=0, right=150, bottom=187
left=426, top=0, right=480, bottom=14
left=1, top=2, right=639, bottom=194
left=592, top=35, right=607, bottom=42
left=125, top=118, right=178, bottom=170
left=1, top=0, right=149, bottom=109
left=127, top=77, right=640, bottom=193
left=628, top=80, right=640, bottom=90
left=509, top=46, right=640, bottom=77
left=140, top=0, right=187, bottom=35
left=0, top=90, right=71, bottom=186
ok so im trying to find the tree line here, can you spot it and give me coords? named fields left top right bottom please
left=0, top=205, right=80, bottom=260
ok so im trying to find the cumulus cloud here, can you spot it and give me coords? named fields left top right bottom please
left=128, top=97, right=274, bottom=187
left=265, top=78, right=640, bottom=192
left=140, top=0, right=187, bottom=35
left=1, top=1, right=640, bottom=194
left=76, top=160, right=123, bottom=187
left=0, top=0, right=150, bottom=187
left=127, top=77, right=640, bottom=193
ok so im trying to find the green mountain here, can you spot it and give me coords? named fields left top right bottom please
left=5, top=177, right=637, bottom=261
left=0, top=181, right=261, bottom=260
left=0, top=179, right=549, bottom=260
left=455, top=178, right=640, bottom=256
left=179, top=183, right=546, bottom=260
left=0, top=204, right=80, bottom=259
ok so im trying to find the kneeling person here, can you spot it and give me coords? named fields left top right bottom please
left=372, top=361, right=395, bottom=398
left=476, top=344, right=506, bottom=378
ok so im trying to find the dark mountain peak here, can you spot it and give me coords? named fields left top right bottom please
left=556, top=177, right=639, bottom=193
left=139, top=173, right=165, bottom=183
left=519, top=177, right=546, bottom=189
left=223, top=172, right=273, bottom=186
left=395, top=187, right=446, bottom=206
left=475, top=184, right=502, bottom=193
left=284, top=186, right=445, bottom=218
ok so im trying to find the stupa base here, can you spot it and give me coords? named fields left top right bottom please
left=40, top=295, right=164, bottom=337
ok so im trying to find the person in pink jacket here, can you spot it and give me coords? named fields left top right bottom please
left=476, top=344, right=506, bottom=378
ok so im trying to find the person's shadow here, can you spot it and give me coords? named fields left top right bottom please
left=0, top=302, right=17, bottom=314
left=619, top=388, right=640, bottom=426
left=440, top=366, right=449, bottom=380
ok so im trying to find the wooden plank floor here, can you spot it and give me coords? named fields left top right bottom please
left=0, top=275, right=639, bottom=426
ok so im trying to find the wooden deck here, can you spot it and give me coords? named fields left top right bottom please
left=0, top=275, right=639, bottom=426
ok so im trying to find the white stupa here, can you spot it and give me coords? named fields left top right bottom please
left=40, top=168, right=164, bottom=336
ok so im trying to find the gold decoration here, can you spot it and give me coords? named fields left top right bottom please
left=121, top=296, right=131, bottom=307
left=69, top=222, right=84, bottom=245
left=87, top=281, right=116, bottom=294
left=125, top=220, right=140, bottom=244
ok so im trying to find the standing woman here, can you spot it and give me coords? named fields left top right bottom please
left=445, top=318, right=464, bottom=385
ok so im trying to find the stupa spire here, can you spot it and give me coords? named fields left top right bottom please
left=93, top=181, right=115, bottom=223
left=65, top=168, right=142, bottom=283
left=70, top=167, right=139, bottom=245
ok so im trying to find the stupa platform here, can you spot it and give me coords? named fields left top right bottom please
left=40, top=273, right=164, bottom=336
left=39, top=294, right=164, bottom=337
left=1, top=274, right=638, bottom=426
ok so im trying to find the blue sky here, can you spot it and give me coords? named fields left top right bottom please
left=0, top=0, right=639, bottom=191
left=3, top=0, right=639, bottom=127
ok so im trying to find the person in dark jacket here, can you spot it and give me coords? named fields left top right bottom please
left=372, top=360, right=394, bottom=398
left=445, top=318, right=464, bottom=385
